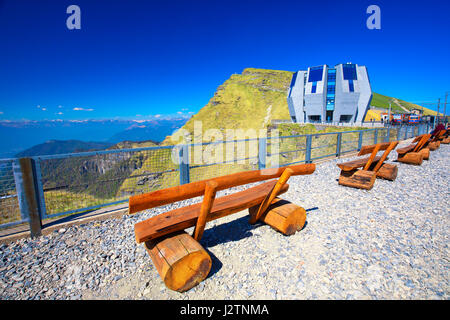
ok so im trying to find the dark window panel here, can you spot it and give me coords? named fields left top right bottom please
left=308, top=66, right=323, bottom=82
left=343, top=64, right=358, bottom=80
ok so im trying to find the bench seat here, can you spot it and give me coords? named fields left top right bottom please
left=396, top=144, right=415, bottom=155
left=134, top=180, right=289, bottom=243
left=337, top=155, right=382, bottom=171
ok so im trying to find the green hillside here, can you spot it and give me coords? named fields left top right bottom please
left=165, top=68, right=293, bottom=144
left=370, top=92, right=438, bottom=115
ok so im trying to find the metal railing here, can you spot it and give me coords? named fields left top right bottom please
left=0, top=123, right=432, bottom=236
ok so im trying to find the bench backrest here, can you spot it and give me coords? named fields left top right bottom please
left=358, top=142, right=393, bottom=156
left=356, top=141, right=398, bottom=172
left=412, top=134, right=425, bottom=143
left=433, top=129, right=446, bottom=141
left=413, top=134, right=432, bottom=152
left=129, top=163, right=315, bottom=214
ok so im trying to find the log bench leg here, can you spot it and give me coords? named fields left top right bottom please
left=428, top=141, right=440, bottom=150
left=376, top=163, right=398, bottom=181
left=338, top=169, right=376, bottom=190
left=418, top=148, right=430, bottom=160
left=397, top=152, right=423, bottom=165
left=144, top=231, right=212, bottom=292
left=248, top=198, right=306, bottom=236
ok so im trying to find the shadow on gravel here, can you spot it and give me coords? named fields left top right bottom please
left=204, top=248, right=223, bottom=279
left=201, top=215, right=264, bottom=249
left=200, top=206, right=320, bottom=278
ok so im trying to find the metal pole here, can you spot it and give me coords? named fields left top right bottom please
left=336, top=132, right=342, bottom=157
left=179, top=145, right=190, bottom=185
left=357, top=131, right=363, bottom=151
left=17, top=158, right=43, bottom=238
left=258, top=137, right=267, bottom=170
left=305, top=135, right=312, bottom=163
left=388, top=101, right=391, bottom=127
left=444, top=92, right=448, bottom=126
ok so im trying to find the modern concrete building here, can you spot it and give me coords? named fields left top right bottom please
left=287, top=63, right=372, bottom=124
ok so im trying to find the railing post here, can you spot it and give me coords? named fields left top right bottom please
left=179, top=145, right=190, bottom=185
left=396, top=126, right=401, bottom=141
left=357, top=131, right=363, bottom=151
left=336, top=132, right=342, bottom=157
left=385, top=127, right=390, bottom=142
left=258, top=137, right=267, bottom=170
left=15, top=158, right=44, bottom=238
left=404, top=126, right=408, bottom=140
left=374, top=129, right=378, bottom=144
left=305, top=135, right=312, bottom=163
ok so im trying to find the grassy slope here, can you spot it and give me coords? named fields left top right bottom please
left=371, top=92, right=439, bottom=116
left=164, top=68, right=293, bottom=145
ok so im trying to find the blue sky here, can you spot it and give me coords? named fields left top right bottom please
left=0, top=0, right=449, bottom=120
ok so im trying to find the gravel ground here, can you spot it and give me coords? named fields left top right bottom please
left=1, top=141, right=449, bottom=300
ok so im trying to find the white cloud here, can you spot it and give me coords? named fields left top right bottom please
left=41, top=108, right=47, bottom=111
left=58, top=105, right=63, bottom=108
left=177, top=111, right=183, bottom=114
left=73, top=107, right=94, bottom=111
left=55, top=111, right=63, bottom=115
left=154, top=114, right=161, bottom=118
left=37, top=105, right=40, bottom=108
left=0, top=111, right=3, bottom=115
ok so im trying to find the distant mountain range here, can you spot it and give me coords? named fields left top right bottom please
left=0, top=118, right=187, bottom=158
left=15, top=140, right=115, bottom=157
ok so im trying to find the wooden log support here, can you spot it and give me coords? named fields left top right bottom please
left=396, top=134, right=429, bottom=165
left=397, top=152, right=423, bottom=165
left=418, top=148, right=430, bottom=160
left=428, top=141, right=439, bottom=151
left=249, top=168, right=293, bottom=224
left=338, top=169, right=377, bottom=190
left=442, top=137, right=450, bottom=144
left=144, top=231, right=212, bottom=292
left=248, top=198, right=306, bottom=235
left=193, top=181, right=218, bottom=241
left=376, top=163, right=398, bottom=181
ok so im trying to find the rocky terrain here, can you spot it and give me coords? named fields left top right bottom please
left=0, top=141, right=448, bottom=300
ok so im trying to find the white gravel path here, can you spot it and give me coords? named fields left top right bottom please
left=1, top=142, right=449, bottom=300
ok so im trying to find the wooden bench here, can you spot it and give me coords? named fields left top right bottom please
left=441, top=129, right=450, bottom=144
left=337, top=141, right=399, bottom=190
left=426, top=129, right=446, bottom=150
left=396, top=134, right=431, bottom=165
left=129, top=163, right=315, bottom=292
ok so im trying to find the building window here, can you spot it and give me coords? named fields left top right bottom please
left=339, top=115, right=353, bottom=123
left=326, top=110, right=334, bottom=122
left=309, top=115, right=321, bottom=122
left=343, top=64, right=357, bottom=80
left=349, top=79, right=354, bottom=92
left=289, top=72, right=298, bottom=89
left=308, top=66, right=323, bottom=82
left=311, top=82, right=317, bottom=93
left=326, top=68, right=336, bottom=111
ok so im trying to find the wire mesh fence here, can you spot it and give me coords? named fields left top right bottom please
left=0, top=159, right=23, bottom=228
left=340, top=131, right=361, bottom=154
left=189, top=139, right=260, bottom=182
left=37, top=146, right=179, bottom=219
left=311, top=133, right=338, bottom=160
left=0, top=123, right=431, bottom=230
left=266, top=135, right=307, bottom=167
